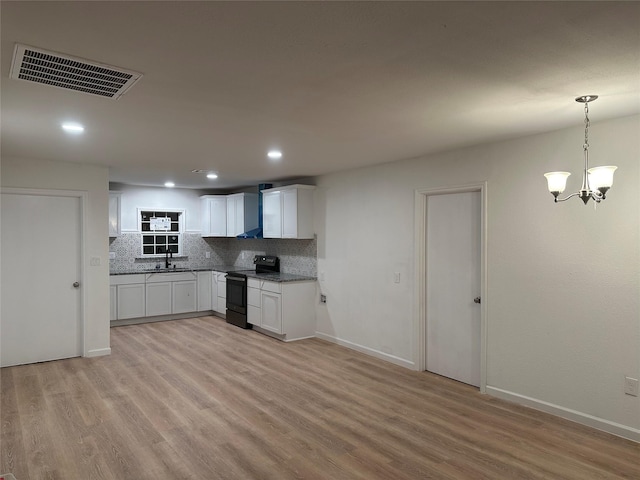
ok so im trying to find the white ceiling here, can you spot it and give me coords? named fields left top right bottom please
left=2, top=1, right=639, bottom=190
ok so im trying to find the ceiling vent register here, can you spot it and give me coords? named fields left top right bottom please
left=9, top=44, right=142, bottom=99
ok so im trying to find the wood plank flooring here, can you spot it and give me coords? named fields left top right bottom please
left=1, top=315, right=638, bottom=479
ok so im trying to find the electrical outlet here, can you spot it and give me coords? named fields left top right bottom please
left=205, top=251, right=211, bottom=258
left=109, top=252, right=116, bottom=260
left=624, top=376, right=639, bottom=397
left=320, top=294, right=327, bottom=304
left=90, top=256, right=101, bottom=266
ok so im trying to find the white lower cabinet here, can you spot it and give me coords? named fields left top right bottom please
left=197, top=271, right=212, bottom=311
left=211, top=271, right=218, bottom=313
left=117, top=283, right=146, bottom=319
left=110, top=285, right=117, bottom=321
left=145, top=282, right=172, bottom=316
left=247, top=278, right=261, bottom=325
left=173, top=280, right=197, bottom=313
left=111, top=272, right=201, bottom=322
left=260, top=290, right=282, bottom=333
left=248, top=278, right=316, bottom=341
left=215, top=271, right=226, bottom=315
left=110, top=274, right=146, bottom=320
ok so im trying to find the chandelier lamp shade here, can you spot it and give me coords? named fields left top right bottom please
left=544, top=95, right=617, bottom=205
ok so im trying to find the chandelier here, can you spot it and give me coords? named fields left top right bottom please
left=544, top=95, right=617, bottom=204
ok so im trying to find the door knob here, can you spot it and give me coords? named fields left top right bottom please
left=73, top=282, right=80, bottom=288
left=473, top=296, right=481, bottom=304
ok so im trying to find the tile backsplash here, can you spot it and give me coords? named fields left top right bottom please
left=109, top=233, right=317, bottom=276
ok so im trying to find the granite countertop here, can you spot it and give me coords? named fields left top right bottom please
left=243, top=271, right=317, bottom=283
left=110, top=266, right=316, bottom=283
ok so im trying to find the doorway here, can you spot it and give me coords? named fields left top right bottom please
left=1, top=190, right=84, bottom=367
left=413, top=184, right=487, bottom=391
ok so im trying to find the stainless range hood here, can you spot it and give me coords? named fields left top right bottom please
left=237, top=183, right=272, bottom=239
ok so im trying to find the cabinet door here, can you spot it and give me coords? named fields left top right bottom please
left=210, top=197, right=227, bottom=236
left=262, top=191, right=282, bottom=238
left=110, top=285, right=117, bottom=321
left=117, top=283, right=145, bottom=319
left=173, top=280, right=197, bottom=314
left=261, top=291, right=282, bottom=333
left=211, top=272, right=218, bottom=312
left=247, top=285, right=261, bottom=325
left=282, top=189, right=298, bottom=238
left=146, top=282, right=172, bottom=316
left=226, top=196, right=237, bottom=237
left=197, top=271, right=212, bottom=311
left=108, top=192, right=121, bottom=237
left=216, top=274, right=227, bottom=313
left=201, top=196, right=227, bottom=237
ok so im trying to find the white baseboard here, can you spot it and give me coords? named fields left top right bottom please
left=85, top=347, right=111, bottom=358
left=486, top=386, right=640, bottom=443
left=314, top=331, right=415, bottom=369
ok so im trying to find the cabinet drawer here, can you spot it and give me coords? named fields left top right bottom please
left=247, top=278, right=260, bottom=288
left=110, top=274, right=146, bottom=285
left=261, top=281, right=281, bottom=294
left=248, top=286, right=260, bottom=307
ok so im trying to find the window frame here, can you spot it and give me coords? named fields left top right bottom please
left=137, top=208, right=185, bottom=257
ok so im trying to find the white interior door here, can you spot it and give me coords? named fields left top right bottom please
left=426, top=191, right=481, bottom=387
left=1, top=192, right=83, bottom=367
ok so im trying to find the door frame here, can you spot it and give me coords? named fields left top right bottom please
left=413, top=183, right=488, bottom=393
left=1, top=187, right=88, bottom=357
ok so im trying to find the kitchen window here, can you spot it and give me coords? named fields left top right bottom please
left=138, top=209, right=184, bottom=256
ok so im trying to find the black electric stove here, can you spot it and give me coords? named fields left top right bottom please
left=225, top=255, right=279, bottom=328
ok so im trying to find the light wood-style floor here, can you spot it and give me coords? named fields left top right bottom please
left=1, top=316, right=638, bottom=480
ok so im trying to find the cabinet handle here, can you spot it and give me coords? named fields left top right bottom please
left=473, top=296, right=481, bottom=304
left=73, top=282, right=80, bottom=288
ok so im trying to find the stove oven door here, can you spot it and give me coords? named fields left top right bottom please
left=226, top=274, right=247, bottom=315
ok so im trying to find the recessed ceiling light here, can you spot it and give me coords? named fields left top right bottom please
left=267, top=150, right=282, bottom=160
left=206, top=173, right=218, bottom=179
left=164, top=181, right=175, bottom=188
left=61, top=122, right=84, bottom=134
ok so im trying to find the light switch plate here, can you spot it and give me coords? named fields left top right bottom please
left=624, top=376, right=639, bottom=396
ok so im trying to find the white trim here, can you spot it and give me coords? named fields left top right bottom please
left=0, top=187, right=89, bottom=360
left=137, top=207, right=186, bottom=257
left=413, top=182, right=488, bottom=393
left=486, top=386, right=640, bottom=443
left=86, top=348, right=112, bottom=357
left=315, top=332, right=415, bottom=369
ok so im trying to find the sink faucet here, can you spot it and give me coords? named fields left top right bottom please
left=165, top=250, right=173, bottom=269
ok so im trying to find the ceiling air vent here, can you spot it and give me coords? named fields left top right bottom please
left=9, top=44, right=142, bottom=99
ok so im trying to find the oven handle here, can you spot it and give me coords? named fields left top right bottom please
left=226, top=275, right=247, bottom=282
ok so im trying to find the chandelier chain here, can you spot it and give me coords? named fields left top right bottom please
left=583, top=102, right=590, bottom=150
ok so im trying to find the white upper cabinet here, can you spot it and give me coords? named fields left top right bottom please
left=200, top=195, right=227, bottom=237
left=108, top=192, right=121, bottom=237
left=262, top=185, right=315, bottom=239
left=226, top=193, right=258, bottom=237
left=262, top=190, right=282, bottom=238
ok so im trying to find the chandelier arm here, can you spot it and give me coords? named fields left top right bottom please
left=554, top=192, right=581, bottom=203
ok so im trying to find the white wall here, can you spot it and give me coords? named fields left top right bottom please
left=314, top=114, right=640, bottom=440
left=1, top=156, right=111, bottom=357
left=111, top=184, right=204, bottom=232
